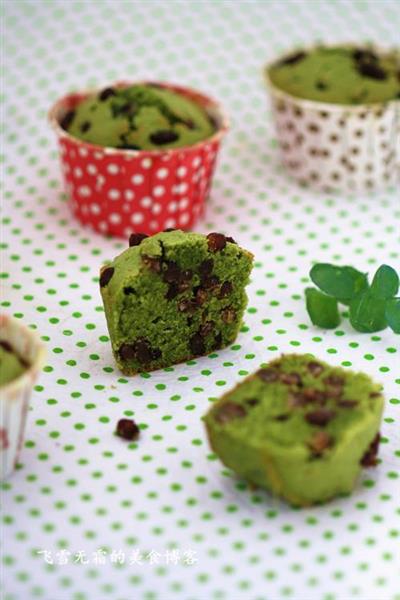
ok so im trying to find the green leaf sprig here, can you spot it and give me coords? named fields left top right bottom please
left=305, top=263, right=400, bottom=333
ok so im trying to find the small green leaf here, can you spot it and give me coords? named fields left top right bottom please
left=370, top=265, right=399, bottom=299
left=305, top=287, right=340, bottom=329
left=310, top=263, right=368, bottom=302
left=349, top=292, right=387, bottom=333
left=385, top=298, right=400, bottom=333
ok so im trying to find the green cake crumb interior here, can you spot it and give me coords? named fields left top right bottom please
left=100, top=230, right=253, bottom=375
left=204, top=354, right=384, bottom=506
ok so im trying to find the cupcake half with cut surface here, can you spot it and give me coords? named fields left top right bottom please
left=49, top=82, right=229, bottom=237
left=264, top=44, right=400, bottom=192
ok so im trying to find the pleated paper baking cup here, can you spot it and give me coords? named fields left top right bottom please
left=264, top=72, right=400, bottom=193
left=49, top=82, right=229, bottom=237
left=0, top=315, right=47, bottom=480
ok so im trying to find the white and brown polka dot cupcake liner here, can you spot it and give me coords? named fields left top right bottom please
left=49, top=82, right=229, bottom=238
left=0, top=315, right=47, bottom=480
left=265, top=77, right=400, bottom=193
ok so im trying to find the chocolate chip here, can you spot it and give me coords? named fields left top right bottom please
left=189, top=333, right=205, bottom=356
left=302, top=388, right=327, bottom=404
left=257, top=368, right=279, bottom=383
left=98, top=87, right=116, bottom=101
left=357, top=61, right=387, bottom=80
left=194, top=287, right=208, bottom=306
left=182, top=118, right=195, bottom=129
left=305, top=408, right=336, bottom=426
left=307, top=361, right=324, bottom=376
left=361, top=433, right=380, bottom=467
left=221, top=308, right=236, bottom=323
left=60, top=109, right=75, bottom=131
left=316, top=80, right=328, bottom=90
left=218, top=281, right=233, bottom=298
left=124, top=286, right=136, bottom=295
left=280, top=372, right=302, bottom=386
left=201, top=275, right=220, bottom=291
left=99, top=267, right=114, bottom=287
left=215, top=402, right=247, bottom=424
left=353, top=48, right=378, bottom=63
left=199, top=258, right=214, bottom=277
left=0, top=340, right=13, bottom=353
left=246, top=398, right=259, bottom=406
left=119, top=343, right=136, bottom=360
left=163, top=261, right=181, bottom=283
left=207, top=232, right=226, bottom=252
left=80, top=121, right=91, bottom=133
left=338, top=399, right=358, bottom=408
left=278, top=51, right=306, bottom=66
left=181, top=270, right=193, bottom=282
left=135, top=339, right=160, bottom=363
left=142, top=255, right=162, bottom=272
left=177, top=299, right=197, bottom=314
left=116, top=418, right=140, bottom=441
left=165, top=283, right=179, bottom=300
left=308, top=431, right=333, bottom=454
left=199, top=321, right=215, bottom=337
left=369, top=392, right=382, bottom=398
left=275, top=414, right=290, bottom=421
left=129, top=233, right=148, bottom=247
left=225, top=236, right=237, bottom=244
left=150, top=130, right=179, bottom=145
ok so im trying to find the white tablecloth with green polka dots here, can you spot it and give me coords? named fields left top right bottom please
left=2, top=1, right=400, bottom=599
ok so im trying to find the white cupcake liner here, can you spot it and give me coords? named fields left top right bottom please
left=0, top=315, right=46, bottom=479
left=264, top=58, right=400, bottom=193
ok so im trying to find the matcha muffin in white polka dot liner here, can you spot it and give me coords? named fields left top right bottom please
left=0, top=315, right=47, bottom=480
left=49, top=81, right=229, bottom=238
left=265, top=44, right=400, bottom=193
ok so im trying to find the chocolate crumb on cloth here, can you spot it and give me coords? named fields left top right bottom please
left=99, top=229, right=253, bottom=375
left=204, top=354, right=385, bottom=506
left=115, top=418, right=140, bottom=441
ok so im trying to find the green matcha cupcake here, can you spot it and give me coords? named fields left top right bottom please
left=268, top=45, right=400, bottom=105
left=99, top=230, right=253, bottom=374
left=264, top=44, right=400, bottom=192
left=204, top=354, right=384, bottom=506
left=63, top=83, right=215, bottom=150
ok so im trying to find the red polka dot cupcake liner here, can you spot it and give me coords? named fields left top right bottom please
left=0, top=315, right=47, bottom=480
left=264, top=67, right=400, bottom=193
left=49, top=82, right=229, bottom=237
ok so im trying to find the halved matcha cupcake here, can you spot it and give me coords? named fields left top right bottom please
left=99, top=229, right=253, bottom=374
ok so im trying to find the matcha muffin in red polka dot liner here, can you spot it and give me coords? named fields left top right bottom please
left=264, top=44, right=400, bottom=193
left=0, top=315, right=47, bottom=480
left=49, top=81, right=229, bottom=237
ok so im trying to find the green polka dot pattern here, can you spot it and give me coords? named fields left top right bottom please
left=2, top=1, right=400, bottom=599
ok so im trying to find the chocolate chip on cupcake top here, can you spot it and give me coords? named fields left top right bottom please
left=268, top=45, right=400, bottom=104
left=62, top=84, right=216, bottom=150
